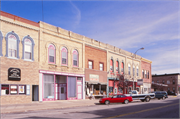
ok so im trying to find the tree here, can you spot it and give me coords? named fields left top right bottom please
left=117, top=74, right=131, bottom=94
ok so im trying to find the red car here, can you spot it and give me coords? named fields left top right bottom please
left=99, top=94, right=133, bottom=105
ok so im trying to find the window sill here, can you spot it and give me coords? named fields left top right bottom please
left=23, top=59, right=33, bottom=62
left=48, top=63, right=57, bottom=66
left=7, top=57, right=18, bottom=60
left=61, top=65, right=69, bottom=68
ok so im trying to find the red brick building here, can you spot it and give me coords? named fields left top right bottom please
left=152, top=73, right=180, bottom=94
left=139, top=58, right=152, bottom=94
left=85, top=45, right=107, bottom=98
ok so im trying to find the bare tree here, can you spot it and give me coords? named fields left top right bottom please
left=117, top=74, right=131, bottom=94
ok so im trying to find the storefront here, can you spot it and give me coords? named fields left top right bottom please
left=39, top=70, right=84, bottom=101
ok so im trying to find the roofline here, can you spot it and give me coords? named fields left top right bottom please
left=152, top=73, right=180, bottom=77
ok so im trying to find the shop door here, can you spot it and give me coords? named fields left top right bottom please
left=114, top=88, right=117, bottom=94
left=77, top=85, right=82, bottom=99
left=59, top=84, right=67, bottom=100
left=32, top=85, right=39, bottom=101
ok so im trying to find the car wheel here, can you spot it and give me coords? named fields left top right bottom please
left=124, top=100, right=129, bottom=104
left=105, top=100, right=110, bottom=105
left=162, top=96, right=165, bottom=100
left=141, top=99, right=144, bottom=102
left=145, top=97, right=150, bottom=102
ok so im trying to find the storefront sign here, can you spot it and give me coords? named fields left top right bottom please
left=137, top=79, right=143, bottom=85
left=89, top=74, right=99, bottom=82
left=8, top=68, right=21, bottom=81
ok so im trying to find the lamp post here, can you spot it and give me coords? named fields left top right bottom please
left=132, top=47, right=144, bottom=90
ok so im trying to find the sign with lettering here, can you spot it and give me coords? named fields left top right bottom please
left=137, top=79, right=143, bottom=85
left=89, top=74, right=99, bottom=82
left=8, top=68, right=21, bottom=81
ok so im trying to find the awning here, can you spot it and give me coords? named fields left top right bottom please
left=152, top=82, right=168, bottom=87
left=85, top=81, right=107, bottom=85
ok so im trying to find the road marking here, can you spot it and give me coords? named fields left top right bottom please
left=106, top=103, right=179, bottom=119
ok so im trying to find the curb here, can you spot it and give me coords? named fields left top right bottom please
left=1, top=103, right=97, bottom=114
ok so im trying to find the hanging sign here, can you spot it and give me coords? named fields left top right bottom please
left=8, top=68, right=21, bottom=81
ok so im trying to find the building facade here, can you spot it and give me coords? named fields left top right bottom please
left=152, top=73, right=180, bottom=94
left=0, top=11, right=39, bottom=104
left=140, top=58, right=152, bottom=94
left=85, top=45, right=107, bottom=98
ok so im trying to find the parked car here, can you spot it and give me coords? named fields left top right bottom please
left=167, top=91, right=177, bottom=96
left=99, top=94, right=133, bottom=105
left=153, top=91, right=168, bottom=100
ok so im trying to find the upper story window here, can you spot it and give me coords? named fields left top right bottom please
left=61, top=47, right=68, bottom=65
left=48, top=44, right=56, bottom=64
left=110, top=59, right=114, bottom=72
left=145, top=70, right=147, bottom=78
left=121, top=62, right=124, bottom=74
left=0, top=31, right=3, bottom=56
left=142, top=70, right=144, bottom=78
left=173, top=80, right=175, bottom=84
left=133, top=65, right=135, bottom=76
left=116, top=61, right=119, bottom=73
left=5, top=32, right=20, bottom=59
left=22, top=35, right=35, bottom=61
left=88, top=60, right=93, bottom=69
left=136, top=66, right=139, bottom=76
left=167, top=80, right=170, bottom=84
left=152, top=81, right=154, bottom=83
left=147, top=71, right=149, bottom=79
left=99, top=63, right=104, bottom=71
left=162, top=80, right=165, bottom=84
left=128, top=64, right=131, bottom=75
left=73, top=50, right=78, bottom=67
left=157, top=80, right=159, bottom=83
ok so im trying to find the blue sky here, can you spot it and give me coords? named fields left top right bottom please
left=1, top=0, right=180, bottom=74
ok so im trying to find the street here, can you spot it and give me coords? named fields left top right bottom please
left=1, top=96, right=179, bottom=119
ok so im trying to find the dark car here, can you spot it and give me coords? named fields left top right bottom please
left=153, top=91, right=168, bottom=100
left=99, top=94, right=133, bottom=105
left=167, top=91, right=177, bottom=96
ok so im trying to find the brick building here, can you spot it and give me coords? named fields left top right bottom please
left=0, top=11, right=39, bottom=104
left=85, top=45, right=107, bottom=98
left=152, top=73, right=180, bottom=94
left=139, top=58, right=152, bottom=94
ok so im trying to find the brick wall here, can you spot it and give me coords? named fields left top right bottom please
left=141, top=60, right=152, bottom=83
left=0, top=57, right=39, bottom=105
left=85, top=45, right=107, bottom=71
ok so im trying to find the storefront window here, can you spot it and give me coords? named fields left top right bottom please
left=1, top=85, right=9, bottom=95
left=43, top=74, right=54, bottom=99
left=118, top=87, right=123, bottom=93
left=18, top=85, right=26, bottom=94
left=68, top=76, right=76, bottom=98
left=109, top=87, right=113, bottom=94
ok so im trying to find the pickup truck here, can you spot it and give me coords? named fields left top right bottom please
left=124, top=90, right=155, bottom=102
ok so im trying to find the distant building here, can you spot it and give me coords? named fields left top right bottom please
left=152, top=73, right=180, bottom=94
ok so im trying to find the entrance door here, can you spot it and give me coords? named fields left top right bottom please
left=114, top=88, right=117, bottom=94
left=59, top=84, right=67, bottom=100
left=32, top=85, right=39, bottom=101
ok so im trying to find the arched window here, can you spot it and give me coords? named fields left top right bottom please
left=145, top=70, right=147, bottom=78
left=142, top=70, right=144, bottom=78
left=128, top=64, right=131, bottom=75
left=22, top=35, right=35, bottom=61
left=133, top=65, right=135, bottom=76
left=5, top=31, right=20, bottom=58
left=116, top=60, right=119, bottom=73
left=0, top=31, right=3, bottom=56
left=136, top=66, right=139, bottom=76
left=61, top=47, right=68, bottom=65
left=121, top=62, right=124, bottom=74
left=73, top=50, right=78, bottom=67
left=48, top=44, right=55, bottom=64
left=110, top=59, right=113, bottom=72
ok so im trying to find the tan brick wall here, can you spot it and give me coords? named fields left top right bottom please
left=0, top=57, right=39, bottom=105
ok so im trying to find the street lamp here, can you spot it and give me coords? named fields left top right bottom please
left=132, top=47, right=144, bottom=90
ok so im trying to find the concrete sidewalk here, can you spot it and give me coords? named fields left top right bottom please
left=0, top=99, right=99, bottom=114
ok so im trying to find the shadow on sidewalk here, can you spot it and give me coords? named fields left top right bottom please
left=18, top=117, right=63, bottom=119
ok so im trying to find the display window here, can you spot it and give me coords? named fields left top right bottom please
left=1, top=85, right=10, bottom=95
left=10, top=85, right=18, bottom=94
left=18, top=85, right=26, bottom=94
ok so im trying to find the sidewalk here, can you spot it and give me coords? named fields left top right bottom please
left=1, top=99, right=99, bottom=114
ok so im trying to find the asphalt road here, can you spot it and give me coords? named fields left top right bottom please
left=1, top=96, right=180, bottom=119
